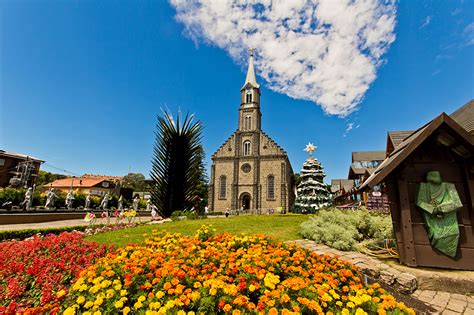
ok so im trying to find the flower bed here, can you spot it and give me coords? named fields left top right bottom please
left=0, top=232, right=112, bottom=314
left=62, top=225, right=414, bottom=314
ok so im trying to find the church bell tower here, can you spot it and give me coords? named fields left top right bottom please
left=239, top=49, right=261, bottom=132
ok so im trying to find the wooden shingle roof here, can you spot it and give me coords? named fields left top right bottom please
left=451, top=99, right=474, bottom=135
left=331, top=179, right=355, bottom=193
left=388, top=130, right=414, bottom=147
left=361, top=113, right=474, bottom=190
left=351, top=151, right=385, bottom=162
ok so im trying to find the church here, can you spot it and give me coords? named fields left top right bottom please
left=208, top=51, right=294, bottom=212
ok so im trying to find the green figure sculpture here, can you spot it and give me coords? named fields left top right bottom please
left=416, top=171, right=463, bottom=257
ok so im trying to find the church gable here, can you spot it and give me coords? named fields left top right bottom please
left=212, top=132, right=237, bottom=158
left=260, top=132, right=287, bottom=157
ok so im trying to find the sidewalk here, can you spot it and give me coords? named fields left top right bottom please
left=0, top=217, right=151, bottom=231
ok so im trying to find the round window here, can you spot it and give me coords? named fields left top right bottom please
left=241, top=163, right=251, bottom=173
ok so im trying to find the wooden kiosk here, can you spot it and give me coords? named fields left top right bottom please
left=361, top=111, right=474, bottom=270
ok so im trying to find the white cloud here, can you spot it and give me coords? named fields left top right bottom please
left=420, top=15, right=432, bottom=29
left=346, top=123, right=354, bottom=133
left=463, top=22, right=474, bottom=47
left=169, top=0, right=397, bottom=117
left=343, top=122, right=360, bottom=137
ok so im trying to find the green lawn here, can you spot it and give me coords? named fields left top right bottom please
left=86, top=214, right=311, bottom=247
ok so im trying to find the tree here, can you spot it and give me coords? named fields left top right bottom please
left=36, top=170, right=67, bottom=186
left=121, top=173, right=147, bottom=191
left=150, top=111, right=206, bottom=217
left=293, top=149, right=330, bottom=213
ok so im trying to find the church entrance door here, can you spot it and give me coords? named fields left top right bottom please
left=240, top=193, right=251, bottom=210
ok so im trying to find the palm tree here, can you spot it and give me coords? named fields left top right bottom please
left=150, top=111, right=205, bottom=217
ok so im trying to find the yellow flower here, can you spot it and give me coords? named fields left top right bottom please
left=134, top=301, right=143, bottom=309
left=94, top=297, right=104, bottom=306
left=84, top=301, right=94, bottom=309
left=76, top=296, right=85, bottom=304
left=355, top=308, right=368, bottom=315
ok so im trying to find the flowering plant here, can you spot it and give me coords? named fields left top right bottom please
left=122, top=210, right=137, bottom=223
left=61, top=227, right=414, bottom=314
left=0, top=232, right=112, bottom=313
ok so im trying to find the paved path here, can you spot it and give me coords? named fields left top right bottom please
left=413, top=290, right=474, bottom=314
left=292, top=240, right=474, bottom=314
left=0, top=217, right=151, bottom=231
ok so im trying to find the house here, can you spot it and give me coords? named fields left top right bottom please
left=330, top=179, right=356, bottom=206
left=361, top=100, right=474, bottom=270
left=0, top=150, right=44, bottom=187
left=45, top=174, right=121, bottom=196
left=348, top=151, right=386, bottom=188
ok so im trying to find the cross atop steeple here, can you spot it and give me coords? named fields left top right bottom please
left=242, top=48, right=260, bottom=89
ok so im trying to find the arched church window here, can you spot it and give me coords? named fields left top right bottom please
left=244, top=115, right=252, bottom=130
left=246, top=92, right=252, bottom=103
left=219, top=176, right=226, bottom=199
left=243, top=141, right=251, bottom=156
left=267, top=175, right=275, bottom=199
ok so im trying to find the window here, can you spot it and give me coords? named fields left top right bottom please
left=244, top=115, right=252, bottom=130
left=243, top=141, right=251, bottom=156
left=246, top=92, right=252, bottom=103
left=219, top=176, right=226, bottom=199
left=267, top=175, right=275, bottom=199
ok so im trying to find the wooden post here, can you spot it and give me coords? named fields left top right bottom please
left=398, top=179, right=417, bottom=266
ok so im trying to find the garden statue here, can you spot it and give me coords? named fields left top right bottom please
left=132, top=196, right=139, bottom=211
left=85, top=193, right=91, bottom=209
left=21, top=187, right=33, bottom=210
left=118, top=195, right=123, bottom=211
left=45, top=188, right=56, bottom=209
left=146, top=199, right=151, bottom=211
left=416, top=171, right=463, bottom=257
left=100, top=193, right=110, bottom=210
left=65, top=190, right=75, bottom=209
left=151, top=204, right=160, bottom=221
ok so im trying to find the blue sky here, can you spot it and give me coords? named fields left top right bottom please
left=1, top=1, right=473, bottom=182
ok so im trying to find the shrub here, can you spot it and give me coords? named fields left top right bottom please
left=61, top=228, right=413, bottom=314
left=0, top=188, right=24, bottom=206
left=300, top=209, right=394, bottom=251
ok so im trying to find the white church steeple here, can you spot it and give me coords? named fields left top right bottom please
left=242, top=48, right=260, bottom=90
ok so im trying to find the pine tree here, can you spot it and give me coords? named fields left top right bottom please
left=293, top=144, right=330, bottom=213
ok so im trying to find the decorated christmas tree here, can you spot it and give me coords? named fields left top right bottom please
left=293, top=143, right=330, bottom=213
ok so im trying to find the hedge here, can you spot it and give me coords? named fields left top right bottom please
left=0, top=224, right=106, bottom=241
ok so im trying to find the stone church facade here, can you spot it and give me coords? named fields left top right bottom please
left=209, top=52, right=294, bottom=212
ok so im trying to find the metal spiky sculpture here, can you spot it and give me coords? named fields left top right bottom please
left=150, top=111, right=205, bottom=217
